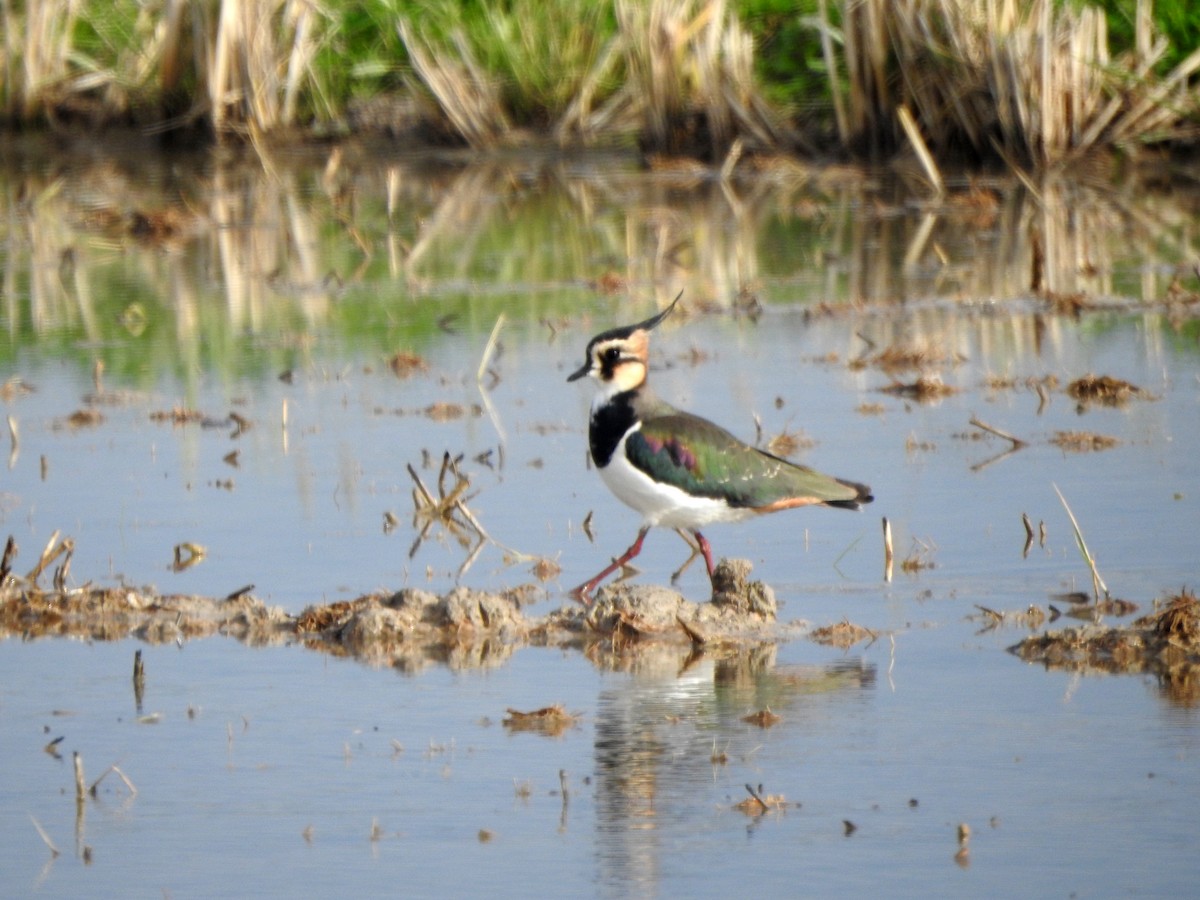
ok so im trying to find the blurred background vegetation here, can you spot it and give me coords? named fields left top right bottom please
left=2, top=0, right=1199, bottom=167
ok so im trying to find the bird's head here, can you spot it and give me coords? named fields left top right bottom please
left=567, top=292, right=681, bottom=396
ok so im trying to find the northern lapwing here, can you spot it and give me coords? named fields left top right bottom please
left=567, top=293, right=873, bottom=603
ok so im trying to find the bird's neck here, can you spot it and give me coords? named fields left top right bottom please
left=588, top=387, right=641, bottom=468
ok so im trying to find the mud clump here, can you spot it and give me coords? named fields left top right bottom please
left=710, top=558, right=777, bottom=617
left=3, top=556, right=791, bottom=671
left=584, top=559, right=779, bottom=645
left=0, top=585, right=291, bottom=646
left=1010, top=590, right=1200, bottom=706
left=295, top=587, right=530, bottom=671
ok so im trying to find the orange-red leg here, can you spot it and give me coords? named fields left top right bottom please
left=571, top=527, right=650, bottom=605
left=693, top=531, right=716, bottom=585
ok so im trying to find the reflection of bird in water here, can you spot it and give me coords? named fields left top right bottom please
left=591, top=645, right=874, bottom=897
left=567, top=293, right=872, bottom=603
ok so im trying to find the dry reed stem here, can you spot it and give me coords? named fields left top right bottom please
left=897, top=105, right=943, bottom=196
left=398, top=20, right=509, bottom=150
left=29, top=815, right=60, bottom=857
left=6, top=414, right=17, bottom=468
left=89, top=764, right=138, bottom=797
left=969, top=415, right=1026, bottom=448
left=882, top=516, right=894, bottom=582
left=73, top=752, right=85, bottom=803
left=831, top=0, right=1200, bottom=167
left=1052, top=483, right=1108, bottom=602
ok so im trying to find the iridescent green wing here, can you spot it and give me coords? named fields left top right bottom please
left=626, top=413, right=867, bottom=509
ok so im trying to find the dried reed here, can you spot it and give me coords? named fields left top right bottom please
left=832, top=0, right=1200, bottom=167
left=1052, top=483, right=1109, bottom=602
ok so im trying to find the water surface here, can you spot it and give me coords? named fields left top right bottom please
left=1, top=139, right=1198, bottom=896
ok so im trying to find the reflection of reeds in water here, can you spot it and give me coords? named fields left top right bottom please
left=3, top=152, right=1199, bottom=374
left=4, top=0, right=1199, bottom=164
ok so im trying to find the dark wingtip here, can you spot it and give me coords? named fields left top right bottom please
left=826, top=480, right=873, bottom=511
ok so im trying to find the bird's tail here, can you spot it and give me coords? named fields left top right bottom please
left=824, top=478, right=874, bottom=511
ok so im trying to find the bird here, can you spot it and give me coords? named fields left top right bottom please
left=566, top=292, right=873, bottom=603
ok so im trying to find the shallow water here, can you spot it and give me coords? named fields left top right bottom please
left=1, top=139, right=1198, bottom=896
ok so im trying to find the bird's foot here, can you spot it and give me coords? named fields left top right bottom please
left=569, top=583, right=595, bottom=606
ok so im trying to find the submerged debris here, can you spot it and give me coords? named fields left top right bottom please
left=852, top=343, right=964, bottom=373
left=970, top=604, right=1046, bottom=631
left=1050, top=430, right=1119, bottom=452
left=878, top=375, right=959, bottom=401
left=810, top=620, right=876, bottom=648
left=733, top=783, right=788, bottom=815
left=63, top=409, right=104, bottom=429
left=502, top=705, right=580, bottom=736
left=741, top=708, right=782, bottom=728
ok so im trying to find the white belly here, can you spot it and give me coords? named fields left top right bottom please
left=598, top=430, right=755, bottom=530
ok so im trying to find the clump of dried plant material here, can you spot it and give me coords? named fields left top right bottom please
left=741, top=708, right=781, bottom=728
left=502, top=705, right=580, bottom=737
left=810, top=620, right=876, bottom=648
left=0, top=377, right=34, bottom=401
left=1150, top=589, right=1200, bottom=645
left=171, top=542, right=206, bottom=572
left=900, top=537, right=937, bottom=573
left=376, top=403, right=484, bottom=420
left=733, top=783, right=788, bottom=815
left=878, top=375, right=958, bottom=401
left=388, top=351, right=428, bottom=379
left=852, top=342, right=963, bottom=373
left=766, top=427, right=815, bottom=458
left=1050, top=431, right=1119, bottom=453
left=1066, top=374, right=1149, bottom=407
left=296, top=600, right=358, bottom=633
left=530, top=556, right=562, bottom=583
left=425, top=402, right=481, bottom=421
left=407, top=452, right=488, bottom=575
left=63, top=409, right=104, bottom=429
left=983, top=374, right=1018, bottom=391
left=1010, top=590, right=1200, bottom=705
left=149, top=407, right=206, bottom=425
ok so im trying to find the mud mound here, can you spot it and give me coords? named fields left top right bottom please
left=1009, top=590, right=1200, bottom=705
left=0, top=585, right=291, bottom=646
left=1, top=558, right=791, bottom=669
left=584, top=559, right=780, bottom=644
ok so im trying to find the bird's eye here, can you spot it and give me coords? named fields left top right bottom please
left=602, top=347, right=621, bottom=363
